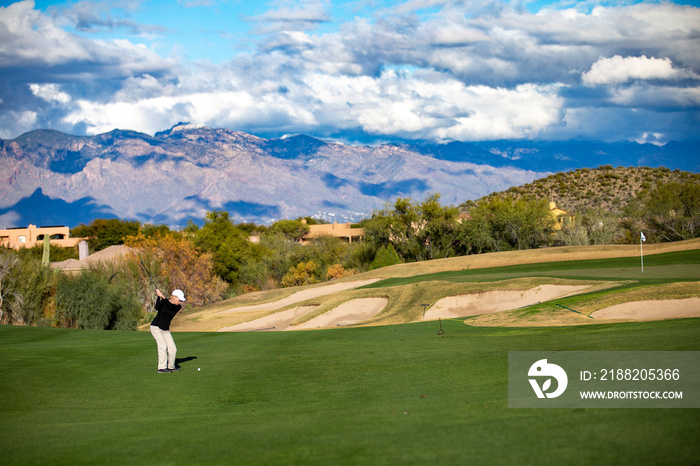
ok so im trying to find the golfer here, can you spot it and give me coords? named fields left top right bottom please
left=150, top=289, right=186, bottom=373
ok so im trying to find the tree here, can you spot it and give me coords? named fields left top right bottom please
left=71, top=218, right=141, bottom=251
left=555, top=221, right=589, bottom=246
left=637, top=181, right=700, bottom=242
left=416, top=194, right=463, bottom=260
left=326, top=263, right=354, bottom=280
left=461, top=197, right=555, bottom=252
left=141, top=223, right=173, bottom=238
left=126, top=232, right=227, bottom=307
left=364, top=194, right=461, bottom=262
left=369, top=244, right=402, bottom=270
left=15, top=243, right=78, bottom=262
left=190, top=211, right=261, bottom=284
left=268, top=219, right=310, bottom=242
left=581, top=208, right=622, bottom=245
left=294, top=236, right=350, bottom=279
left=237, top=232, right=297, bottom=290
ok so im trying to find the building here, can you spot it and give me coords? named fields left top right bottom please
left=0, top=224, right=85, bottom=250
left=300, top=220, right=364, bottom=244
left=549, top=202, right=572, bottom=230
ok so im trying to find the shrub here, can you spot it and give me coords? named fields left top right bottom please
left=326, top=264, right=355, bottom=280
left=369, top=244, right=402, bottom=270
left=55, top=270, right=142, bottom=330
left=281, top=261, right=318, bottom=287
left=0, top=251, right=56, bottom=326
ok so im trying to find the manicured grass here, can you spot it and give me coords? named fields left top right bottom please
left=361, top=250, right=700, bottom=288
left=1, top=319, right=699, bottom=465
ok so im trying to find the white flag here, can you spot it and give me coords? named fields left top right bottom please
left=641, top=232, right=646, bottom=242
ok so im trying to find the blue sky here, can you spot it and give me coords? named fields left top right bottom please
left=1, top=0, right=699, bottom=144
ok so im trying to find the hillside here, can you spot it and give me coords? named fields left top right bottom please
left=470, top=166, right=700, bottom=214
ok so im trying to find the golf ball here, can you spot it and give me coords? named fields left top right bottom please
left=198, top=368, right=201, bottom=371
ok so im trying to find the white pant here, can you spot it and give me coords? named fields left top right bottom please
left=150, top=325, right=177, bottom=370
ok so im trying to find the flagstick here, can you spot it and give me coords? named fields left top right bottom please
left=640, top=234, right=644, bottom=273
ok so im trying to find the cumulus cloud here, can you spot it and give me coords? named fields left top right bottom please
left=0, top=1, right=698, bottom=143
left=0, top=1, right=91, bottom=66
left=582, top=55, right=700, bottom=85
left=29, top=84, right=72, bottom=104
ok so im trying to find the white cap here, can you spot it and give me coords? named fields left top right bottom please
left=172, top=289, right=186, bottom=302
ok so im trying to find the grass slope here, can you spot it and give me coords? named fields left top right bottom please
left=1, top=321, right=699, bottom=465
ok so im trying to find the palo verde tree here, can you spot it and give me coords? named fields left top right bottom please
left=71, top=218, right=141, bottom=251
left=267, top=218, right=311, bottom=242
left=364, top=194, right=461, bottom=262
left=627, top=180, right=700, bottom=242
left=188, top=210, right=263, bottom=285
left=461, top=196, right=555, bottom=252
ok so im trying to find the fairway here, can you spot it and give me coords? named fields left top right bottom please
left=1, top=319, right=699, bottom=465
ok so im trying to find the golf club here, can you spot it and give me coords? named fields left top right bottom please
left=140, top=260, right=158, bottom=290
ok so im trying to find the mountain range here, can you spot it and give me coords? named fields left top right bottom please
left=0, top=123, right=697, bottom=228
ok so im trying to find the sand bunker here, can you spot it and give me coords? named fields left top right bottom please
left=422, top=285, right=590, bottom=320
left=591, top=298, right=700, bottom=321
left=217, top=297, right=389, bottom=331
left=294, top=298, right=389, bottom=329
left=215, top=279, right=381, bottom=315
left=218, top=305, right=317, bottom=332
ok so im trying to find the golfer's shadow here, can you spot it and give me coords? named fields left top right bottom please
left=175, top=356, right=198, bottom=367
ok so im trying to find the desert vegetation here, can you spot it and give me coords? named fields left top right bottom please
left=1, top=166, right=697, bottom=329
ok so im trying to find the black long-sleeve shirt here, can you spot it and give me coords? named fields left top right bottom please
left=150, top=296, right=182, bottom=331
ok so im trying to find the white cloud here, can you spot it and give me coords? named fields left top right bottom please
left=0, top=1, right=173, bottom=71
left=583, top=56, right=700, bottom=85
left=0, top=110, right=37, bottom=139
left=29, top=83, right=71, bottom=104
left=635, top=132, right=666, bottom=146
left=0, top=1, right=91, bottom=66
left=610, top=84, right=700, bottom=108
left=62, top=88, right=318, bottom=136
left=252, top=0, right=331, bottom=33
left=305, top=70, right=564, bottom=140
left=256, top=0, right=330, bottom=23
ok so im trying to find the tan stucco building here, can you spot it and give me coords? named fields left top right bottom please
left=549, top=202, right=572, bottom=230
left=0, top=224, right=84, bottom=250
left=301, top=221, right=364, bottom=244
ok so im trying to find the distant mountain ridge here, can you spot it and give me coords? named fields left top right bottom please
left=0, top=123, right=697, bottom=228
